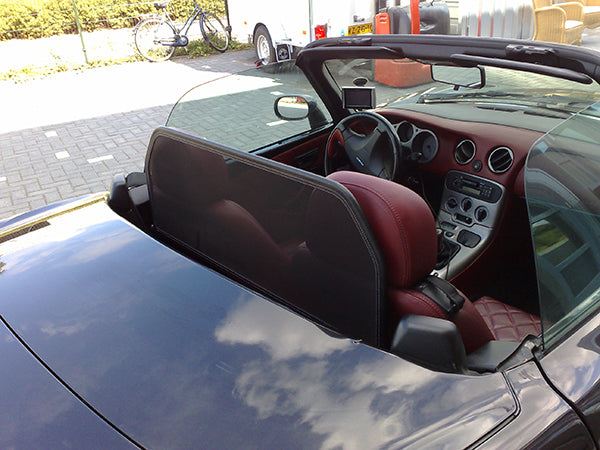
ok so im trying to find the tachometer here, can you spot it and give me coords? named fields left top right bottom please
left=412, top=130, right=439, bottom=163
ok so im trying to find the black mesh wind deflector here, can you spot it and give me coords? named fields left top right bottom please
left=146, top=128, right=385, bottom=347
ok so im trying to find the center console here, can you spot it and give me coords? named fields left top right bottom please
left=434, top=171, right=505, bottom=279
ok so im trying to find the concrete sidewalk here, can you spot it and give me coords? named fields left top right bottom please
left=0, top=49, right=256, bottom=219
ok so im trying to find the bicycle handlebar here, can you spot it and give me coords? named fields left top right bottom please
left=154, top=0, right=204, bottom=13
left=154, top=1, right=172, bottom=10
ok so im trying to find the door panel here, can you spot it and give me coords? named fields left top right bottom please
left=539, top=311, right=600, bottom=445
left=485, top=361, right=594, bottom=448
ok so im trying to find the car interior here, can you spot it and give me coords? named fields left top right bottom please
left=108, top=36, right=600, bottom=375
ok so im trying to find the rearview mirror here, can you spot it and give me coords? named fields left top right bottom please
left=431, top=65, right=486, bottom=89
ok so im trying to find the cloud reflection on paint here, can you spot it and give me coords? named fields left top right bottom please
left=215, top=296, right=351, bottom=361
left=215, top=297, right=513, bottom=449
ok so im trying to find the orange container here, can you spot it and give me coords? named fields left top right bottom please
left=375, top=59, right=433, bottom=88
left=375, top=12, right=391, bottom=34
left=374, top=10, right=432, bottom=87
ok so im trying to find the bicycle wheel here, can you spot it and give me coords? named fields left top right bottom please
left=135, top=17, right=176, bottom=62
left=200, top=12, right=229, bottom=52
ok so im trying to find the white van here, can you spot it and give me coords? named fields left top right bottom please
left=227, top=0, right=377, bottom=64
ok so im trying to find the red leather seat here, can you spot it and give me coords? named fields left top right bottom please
left=327, top=171, right=541, bottom=352
left=473, top=296, right=542, bottom=341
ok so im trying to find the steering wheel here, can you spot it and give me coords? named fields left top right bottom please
left=324, top=111, right=401, bottom=181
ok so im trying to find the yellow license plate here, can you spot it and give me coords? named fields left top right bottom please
left=347, top=23, right=373, bottom=35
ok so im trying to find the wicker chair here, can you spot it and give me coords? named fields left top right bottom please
left=532, top=0, right=584, bottom=45
left=572, top=0, right=600, bottom=28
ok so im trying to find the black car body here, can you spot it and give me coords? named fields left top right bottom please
left=3, top=35, right=600, bottom=448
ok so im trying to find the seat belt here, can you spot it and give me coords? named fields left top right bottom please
left=413, top=275, right=465, bottom=317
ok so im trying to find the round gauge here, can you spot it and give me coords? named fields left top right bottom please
left=412, top=130, right=439, bottom=163
left=396, top=121, right=414, bottom=143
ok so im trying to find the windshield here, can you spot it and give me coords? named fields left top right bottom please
left=525, top=101, right=600, bottom=347
left=323, top=59, right=600, bottom=118
left=167, top=60, right=332, bottom=153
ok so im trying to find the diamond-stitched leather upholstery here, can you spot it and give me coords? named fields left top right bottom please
left=473, top=296, right=542, bottom=342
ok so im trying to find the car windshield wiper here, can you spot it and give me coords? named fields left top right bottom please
left=417, top=90, right=594, bottom=115
left=416, top=90, right=527, bottom=103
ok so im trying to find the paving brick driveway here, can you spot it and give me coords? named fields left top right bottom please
left=3, top=30, right=600, bottom=221
left=0, top=49, right=256, bottom=219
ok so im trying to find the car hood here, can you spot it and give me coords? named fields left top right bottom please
left=0, top=196, right=517, bottom=448
left=0, top=319, right=134, bottom=448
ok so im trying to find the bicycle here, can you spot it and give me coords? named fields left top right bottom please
left=134, top=0, right=229, bottom=62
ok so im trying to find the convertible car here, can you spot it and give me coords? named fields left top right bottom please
left=3, top=35, right=600, bottom=448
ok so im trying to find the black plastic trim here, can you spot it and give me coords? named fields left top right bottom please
left=450, top=54, right=592, bottom=84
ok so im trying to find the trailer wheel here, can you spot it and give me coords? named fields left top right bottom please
left=254, top=25, right=275, bottom=65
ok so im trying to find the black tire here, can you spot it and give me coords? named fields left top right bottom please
left=200, top=12, right=229, bottom=52
left=134, top=17, right=176, bottom=62
left=254, top=25, right=275, bottom=65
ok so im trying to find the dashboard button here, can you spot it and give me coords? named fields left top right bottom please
left=455, top=213, right=473, bottom=225
left=457, top=230, right=481, bottom=248
left=446, top=197, right=458, bottom=210
left=475, top=207, right=488, bottom=222
left=462, top=198, right=473, bottom=212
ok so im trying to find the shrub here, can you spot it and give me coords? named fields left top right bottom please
left=0, top=0, right=226, bottom=40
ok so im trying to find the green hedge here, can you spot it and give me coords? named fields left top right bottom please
left=0, top=0, right=226, bottom=40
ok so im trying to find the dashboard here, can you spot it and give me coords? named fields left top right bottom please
left=378, top=108, right=551, bottom=279
left=435, top=171, right=505, bottom=278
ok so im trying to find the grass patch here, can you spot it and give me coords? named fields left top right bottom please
left=174, top=38, right=252, bottom=58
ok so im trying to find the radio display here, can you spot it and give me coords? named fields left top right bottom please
left=461, top=185, right=481, bottom=196
left=447, top=171, right=501, bottom=203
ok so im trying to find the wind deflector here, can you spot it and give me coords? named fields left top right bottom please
left=145, top=128, right=385, bottom=347
left=525, top=102, right=600, bottom=347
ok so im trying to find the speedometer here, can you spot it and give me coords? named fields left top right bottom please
left=396, top=121, right=414, bottom=142
left=412, top=130, right=439, bottom=163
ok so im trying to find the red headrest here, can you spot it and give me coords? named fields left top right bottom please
left=328, top=171, right=438, bottom=288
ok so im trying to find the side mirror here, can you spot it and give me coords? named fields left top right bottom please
left=431, top=65, right=486, bottom=89
left=274, top=95, right=312, bottom=120
left=274, top=95, right=328, bottom=128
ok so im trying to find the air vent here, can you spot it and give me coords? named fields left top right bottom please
left=454, top=139, right=476, bottom=165
left=488, top=147, right=514, bottom=173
